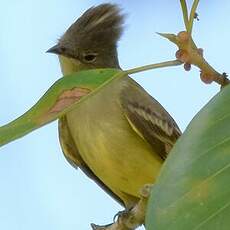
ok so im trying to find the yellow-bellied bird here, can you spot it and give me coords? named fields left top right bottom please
left=47, top=3, right=181, bottom=209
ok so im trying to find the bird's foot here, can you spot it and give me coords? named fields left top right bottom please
left=91, top=184, right=153, bottom=230
left=113, top=208, right=132, bottom=223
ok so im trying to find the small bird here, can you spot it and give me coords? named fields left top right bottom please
left=47, top=3, right=181, bottom=209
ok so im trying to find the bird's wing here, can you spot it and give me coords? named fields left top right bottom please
left=58, top=116, right=125, bottom=206
left=120, top=78, right=182, bottom=160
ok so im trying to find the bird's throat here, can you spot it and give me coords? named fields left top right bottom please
left=58, top=55, right=82, bottom=75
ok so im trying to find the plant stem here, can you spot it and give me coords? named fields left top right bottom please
left=180, top=0, right=189, bottom=31
left=188, top=0, right=200, bottom=34
left=126, top=60, right=183, bottom=75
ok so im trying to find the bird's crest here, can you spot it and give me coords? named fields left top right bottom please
left=60, top=4, right=125, bottom=49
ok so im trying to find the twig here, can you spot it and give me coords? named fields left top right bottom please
left=126, top=60, right=182, bottom=75
left=158, top=0, right=229, bottom=88
left=180, top=0, right=189, bottom=30
left=188, top=0, right=200, bottom=34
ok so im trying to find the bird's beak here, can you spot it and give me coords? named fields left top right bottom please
left=46, top=44, right=63, bottom=55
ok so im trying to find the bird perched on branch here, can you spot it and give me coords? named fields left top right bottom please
left=47, top=3, right=181, bottom=209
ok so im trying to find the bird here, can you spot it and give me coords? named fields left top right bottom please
left=47, top=3, right=181, bottom=210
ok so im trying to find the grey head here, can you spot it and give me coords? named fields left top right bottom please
left=47, top=4, right=125, bottom=68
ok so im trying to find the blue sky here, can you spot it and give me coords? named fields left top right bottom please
left=0, top=1, right=230, bottom=229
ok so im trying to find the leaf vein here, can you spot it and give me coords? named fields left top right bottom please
left=193, top=200, right=230, bottom=230
left=165, top=161, right=230, bottom=211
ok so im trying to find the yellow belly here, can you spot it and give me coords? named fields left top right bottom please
left=65, top=80, right=162, bottom=206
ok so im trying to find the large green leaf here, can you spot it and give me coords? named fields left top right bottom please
left=146, top=84, right=230, bottom=230
left=0, top=68, right=122, bottom=147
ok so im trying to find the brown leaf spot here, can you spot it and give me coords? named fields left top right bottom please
left=50, top=87, right=91, bottom=113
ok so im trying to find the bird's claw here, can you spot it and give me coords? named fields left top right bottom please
left=113, top=208, right=131, bottom=223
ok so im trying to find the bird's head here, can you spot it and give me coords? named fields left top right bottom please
left=47, top=4, right=124, bottom=70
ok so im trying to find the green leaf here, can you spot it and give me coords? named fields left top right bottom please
left=0, top=68, right=122, bottom=147
left=156, top=32, right=179, bottom=45
left=146, top=84, right=230, bottom=230
left=0, top=60, right=183, bottom=148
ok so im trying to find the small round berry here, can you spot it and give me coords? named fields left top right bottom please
left=197, top=48, right=204, bottom=57
left=200, top=72, right=214, bottom=84
left=177, top=31, right=189, bottom=43
left=184, top=63, right=191, bottom=71
left=175, top=50, right=190, bottom=63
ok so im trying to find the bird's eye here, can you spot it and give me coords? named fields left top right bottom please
left=83, top=53, right=97, bottom=63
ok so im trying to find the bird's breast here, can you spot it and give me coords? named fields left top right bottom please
left=64, top=79, right=162, bottom=198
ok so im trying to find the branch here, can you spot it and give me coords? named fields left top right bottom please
left=126, top=59, right=182, bottom=75
left=158, top=0, right=229, bottom=88
left=91, top=184, right=152, bottom=230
